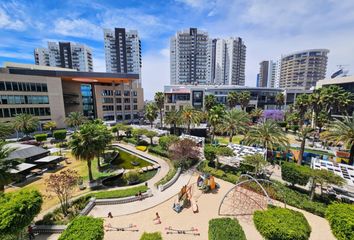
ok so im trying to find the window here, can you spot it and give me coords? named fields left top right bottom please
left=42, top=84, right=48, bottom=92
left=12, top=82, right=18, bottom=91
left=125, top=114, right=131, bottom=120
left=3, top=108, right=9, bottom=117
left=5, top=82, right=12, bottom=91
left=115, top=90, right=121, bottom=96
left=133, top=91, right=137, bottom=96
left=102, top=105, right=114, bottom=111
left=101, top=90, right=113, bottom=96
left=124, top=98, right=130, bottom=103
left=133, top=105, right=138, bottom=110
left=125, top=105, right=130, bottom=110
left=124, top=90, right=130, bottom=96
left=36, top=83, right=42, bottom=92
left=102, top=98, right=113, bottom=103
left=133, top=98, right=137, bottom=103
left=0, top=82, right=5, bottom=91
left=116, top=98, right=122, bottom=103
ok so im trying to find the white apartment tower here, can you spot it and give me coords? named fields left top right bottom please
left=170, top=28, right=212, bottom=85
left=212, top=37, right=246, bottom=85
left=34, top=42, right=93, bottom=72
left=258, top=60, right=280, bottom=88
left=104, top=28, right=142, bottom=85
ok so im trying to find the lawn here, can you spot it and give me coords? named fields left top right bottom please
left=216, top=135, right=244, bottom=144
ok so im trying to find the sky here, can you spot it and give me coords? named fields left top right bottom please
left=1, top=0, right=354, bottom=100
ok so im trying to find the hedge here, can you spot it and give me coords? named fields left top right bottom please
left=326, top=203, right=354, bottom=240
left=140, top=232, right=163, bottom=240
left=0, top=190, right=42, bottom=236
left=148, top=145, right=169, bottom=158
left=58, top=216, right=103, bottom=240
left=122, top=137, right=138, bottom=145
left=209, top=218, right=246, bottom=240
left=35, top=133, right=47, bottom=142
left=197, top=161, right=239, bottom=183
left=281, top=162, right=311, bottom=186
left=204, top=145, right=234, bottom=161
left=53, top=130, right=67, bottom=141
left=254, top=207, right=311, bottom=240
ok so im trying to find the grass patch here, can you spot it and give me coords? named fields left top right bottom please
left=113, top=150, right=152, bottom=169
left=92, top=185, right=148, bottom=199
left=216, top=135, right=244, bottom=144
left=155, top=166, right=176, bottom=187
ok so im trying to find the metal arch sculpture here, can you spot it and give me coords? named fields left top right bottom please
left=218, top=174, right=286, bottom=217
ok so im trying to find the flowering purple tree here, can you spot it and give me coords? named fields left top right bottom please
left=262, top=110, right=284, bottom=121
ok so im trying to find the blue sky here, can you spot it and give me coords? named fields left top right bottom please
left=1, top=0, right=354, bottom=99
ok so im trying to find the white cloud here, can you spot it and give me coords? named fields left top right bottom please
left=0, top=50, right=33, bottom=60
left=54, top=18, right=102, bottom=40
left=142, top=51, right=170, bottom=100
left=0, top=7, right=25, bottom=30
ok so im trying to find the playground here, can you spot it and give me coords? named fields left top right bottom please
left=93, top=175, right=334, bottom=240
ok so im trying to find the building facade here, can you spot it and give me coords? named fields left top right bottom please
left=170, top=28, right=212, bottom=85
left=0, top=63, right=143, bottom=128
left=258, top=60, right=279, bottom=88
left=34, top=42, right=93, bottom=72
left=212, top=38, right=246, bottom=85
left=164, top=85, right=282, bottom=112
left=279, top=49, right=329, bottom=90
left=104, top=28, right=142, bottom=86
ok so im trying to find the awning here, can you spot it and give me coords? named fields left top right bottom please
left=35, top=155, right=62, bottom=163
left=10, top=163, right=36, bottom=174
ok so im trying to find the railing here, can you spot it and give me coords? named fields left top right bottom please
left=33, top=225, right=67, bottom=234
left=158, top=167, right=182, bottom=192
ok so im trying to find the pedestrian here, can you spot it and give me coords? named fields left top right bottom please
left=153, top=212, right=161, bottom=224
left=28, top=225, right=35, bottom=240
left=108, top=212, right=113, bottom=218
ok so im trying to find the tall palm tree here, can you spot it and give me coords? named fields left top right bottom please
left=66, top=112, right=87, bottom=131
left=0, top=141, right=21, bottom=192
left=70, top=123, right=98, bottom=182
left=145, top=103, right=158, bottom=128
left=326, top=113, right=354, bottom=165
left=297, top=126, right=314, bottom=165
left=294, top=94, right=310, bottom=126
left=220, top=109, right=250, bottom=143
left=180, top=105, right=201, bottom=134
left=244, top=120, right=289, bottom=160
left=238, top=91, right=251, bottom=111
left=13, top=113, right=39, bottom=137
left=227, top=92, right=238, bottom=109
left=275, top=92, right=285, bottom=110
left=205, top=94, right=217, bottom=112
left=320, top=85, right=354, bottom=117
left=154, top=92, right=165, bottom=128
left=208, top=105, right=225, bottom=141
left=250, top=108, right=263, bottom=123
left=164, top=109, right=181, bottom=135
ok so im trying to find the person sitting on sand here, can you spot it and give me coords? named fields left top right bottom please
left=153, top=212, right=161, bottom=224
left=107, top=212, right=113, bottom=218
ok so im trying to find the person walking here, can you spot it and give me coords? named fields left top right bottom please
left=28, top=225, right=35, bottom=240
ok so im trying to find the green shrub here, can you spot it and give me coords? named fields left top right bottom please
left=159, top=135, right=179, bottom=151
left=124, top=170, right=141, bottom=184
left=92, top=185, right=148, bottom=199
left=148, top=145, right=169, bottom=158
left=122, top=137, right=138, bottom=145
left=197, top=161, right=240, bottom=183
left=53, top=130, right=67, bottom=141
left=291, top=125, right=300, bottom=132
left=155, top=166, right=177, bottom=186
left=278, top=121, right=287, bottom=128
left=0, top=190, right=42, bottom=236
left=254, top=207, right=311, bottom=240
left=204, top=145, right=234, bottom=161
left=209, top=218, right=246, bottom=240
left=326, top=203, right=354, bottom=240
left=137, top=139, right=150, bottom=146
left=140, top=232, right=163, bottom=240
left=58, top=216, right=103, bottom=240
left=35, top=133, right=47, bottom=142
left=281, top=162, right=311, bottom=186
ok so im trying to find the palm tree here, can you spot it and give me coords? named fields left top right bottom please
left=250, top=108, right=263, bottom=123
left=154, top=92, right=165, bottom=128
left=70, top=123, right=98, bottom=182
left=164, top=109, right=181, bottom=135
left=0, top=123, right=14, bottom=140
left=238, top=91, right=251, bottom=111
left=95, top=123, right=113, bottom=169
left=0, top=141, right=21, bottom=192
left=180, top=105, right=201, bottom=134
left=227, top=92, right=238, bottom=109
left=275, top=93, right=285, bottom=110
left=294, top=94, right=309, bottom=126
left=13, top=113, right=39, bottom=137
left=320, top=85, right=353, bottom=117
left=205, top=94, right=217, bottom=112
left=297, top=126, right=314, bottom=165
left=66, top=112, right=86, bottom=131
left=244, top=120, right=289, bottom=160
left=43, top=121, right=57, bottom=136
left=219, top=109, right=250, bottom=143
left=208, top=105, right=225, bottom=141
left=326, top=113, right=354, bottom=165
left=145, top=103, right=158, bottom=128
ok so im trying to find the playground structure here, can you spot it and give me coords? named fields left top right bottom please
left=173, top=184, right=200, bottom=213
left=197, top=173, right=217, bottom=193
left=104, top=223, right=139, bottom=232
left=218, top=174, right=286, bottom=218
left=165, top=226, right=200, bottom=236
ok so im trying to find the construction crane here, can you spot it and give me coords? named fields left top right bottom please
left=331, top=65, right=350, bottom=78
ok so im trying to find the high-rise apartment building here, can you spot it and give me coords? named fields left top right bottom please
left=258, top=60, right=279, bottom=88
left=170, top=28, right=212, bottom=85
left=104, top=28, right=142, bottom=86
left=279, top=49, right=329, bottom=90
left=212, top=37, right=246, bottom=85
left=34, top=42, right=93, bottom=72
